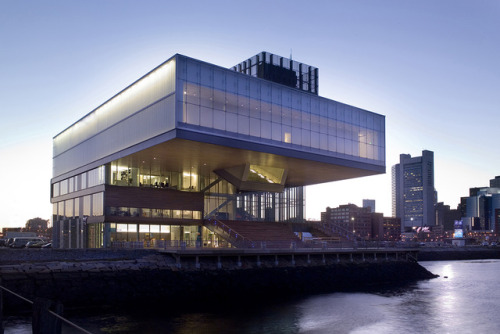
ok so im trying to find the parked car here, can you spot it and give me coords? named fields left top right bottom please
left=26, top=240, right=48, bottom=248
left=41, top=243, right=52, bottom=249
left=10, top=237, right=45, bottom=248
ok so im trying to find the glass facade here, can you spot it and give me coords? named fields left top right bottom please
left=51, top=53, right=385, bottom=249
left=176, top=55, right=385, bottom=165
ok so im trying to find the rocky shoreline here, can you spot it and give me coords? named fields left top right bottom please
left=0, top=248, right=437, bottom=312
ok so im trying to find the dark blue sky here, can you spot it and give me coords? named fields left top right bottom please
left=1, top=0, right=499, bottom=225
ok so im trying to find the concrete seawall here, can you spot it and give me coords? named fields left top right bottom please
left=418, top=247, right=500, bottom=261
left=0, top=248, right=436, bottom=312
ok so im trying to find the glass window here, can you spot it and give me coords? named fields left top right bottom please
left=272, top=123, right=281, bottom=142
left=162, top=209, right=171, bottom=218
left=53, top=182, right=60, bottom=197
left=173, top=210, right=182, bottom=219
left=60, top=179, right=68, bottom=196
left=261, top=120, right=271, bottom=139
left=199, top=86, right=213, bottom=108
left=186, top=104, right=200, bottom=125
left=226, top=113, right=238, bottom=133
left=238, top=115, right=249, bottom=135
left=58, top=201, right=64, bottom=220
left=260, top=101, right=272, bottom=121
left=92, top=193, right=103, bottom=216
left=161, top=225, right=170, bottom=233
left=250, top=118, right=261, bottom=137
left=200, top=106, right=213, bottom=128
left=128, top=224, right=137, bottom=233
left=81, top=172, right=87, bottom=190
left=213, top=109, right=225, bottom=131
left=213, top=89, right=225, bottom=111
left=83, top=195, right=91, bottom=216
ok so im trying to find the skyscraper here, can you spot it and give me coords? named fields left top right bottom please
left=392, top=150, right=435, bottom=232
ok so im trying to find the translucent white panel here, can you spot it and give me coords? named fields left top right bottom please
left=311, top=114, right=320, bottom=132
left=200, top=106, right=213, bottom=128
left=352, top=108, right=360, bottom=124
left=261, top=120, right=271, bottom=139
left=54, top=58, right=176, bottom=157
left=237, top=115, right=249, bottom=135
left=199, top=86, right=213, bottom=108
left=200, top=64, right=213, bottom=86
left=226, top=72, right=238, bottom=93
left=292, top=127, right=301, bottom=145
left=213, top=69, right=226, bottom=90
left=335, top=103, right=344, bottom=121
left=301, top=129, right=311, bottom=147
left=360, top=111, right=367, bottom=127
left=261, top=101, right=272, bottom=120
left=260, top=82, right=272, bottom=102
left=226, top=113, right=238, bottom=133
left=344, top=106, right=352, bottom=124
left=249, top=98, right=260, bottom=118
left=292, top=109, right=301, bottom=128
left=359, top=142, right=368, bottom=158
left=54, top=96, right=176, bottom=176
left=320, top=134, right=328, bottom=151
left=311, top=132, right=320, bottom=149
left=187, top=60, right=200, bottom=83
left=186, top=104, right=200, bottom=125
left=238, top=95, right=249, bottom=116
left=238, top=76, right=249, bottom=96
left=301, top=111, right=311, bottom=130
left=249, top=79, right=260, bottom=99
left=282, top=125, right=292, bottom=143
left=329, top=136, right=337, bottom=152
left=272, top=123, right=281, bottom=141
left=345, top=139, right=353, bottom=156
left=249, top=118, right=260, bottom=137
left=301, top=95, right=311, bottom=113
left=225, top=92, right=238, bottom=113
left=272, top=105, right=282, bottom=123
left=213, top=110, right=226, bottom=131
left=282, top=89, right=291, bottom=107
left=272, top=86, right=282, bottom=104
left=213, top=89, right=225, bottom=110
left=336, top=138, right=345, bottom=154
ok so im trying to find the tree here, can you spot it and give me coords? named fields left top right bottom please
left=24, top=217, right=49, bottom=235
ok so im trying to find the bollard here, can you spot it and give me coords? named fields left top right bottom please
left=32, top=298, right=63, bottom=334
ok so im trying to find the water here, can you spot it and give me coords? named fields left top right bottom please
left=5, top=260, right=500, bottom=333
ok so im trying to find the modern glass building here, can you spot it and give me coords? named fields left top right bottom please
left=51, top=52, right=386, bottom=248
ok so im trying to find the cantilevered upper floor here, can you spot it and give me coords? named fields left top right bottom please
left=52, top=53, right=385, bottom=191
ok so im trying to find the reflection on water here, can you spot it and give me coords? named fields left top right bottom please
left=5, top=260, right=500, bottom=334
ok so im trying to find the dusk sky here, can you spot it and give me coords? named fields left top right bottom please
left=1, top=0, right=499, bottom=227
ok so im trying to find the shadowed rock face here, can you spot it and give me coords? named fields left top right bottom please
left=1, top=251, right=436, bottom=313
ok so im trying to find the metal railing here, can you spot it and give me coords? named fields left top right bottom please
left=203, top=217, right=255, bottom=248
left=0, top=284, right=92, bottom=334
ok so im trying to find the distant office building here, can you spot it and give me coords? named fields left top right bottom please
left=490, top=176, right=500, bottom=188
left=362, top=199, right=375, bottom=213
left=50, top=52, right=385, bottom=249
left=463, top=187, right=500, bottom=231
left=392, top=150, right=436, bottom=232
left=435, top=202, right=462, bottom=232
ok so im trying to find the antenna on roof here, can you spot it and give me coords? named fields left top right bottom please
left=290, top=48, right=293, bottom=61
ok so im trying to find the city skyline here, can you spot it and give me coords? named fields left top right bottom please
left=1, top=0, right=499, bottom=227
